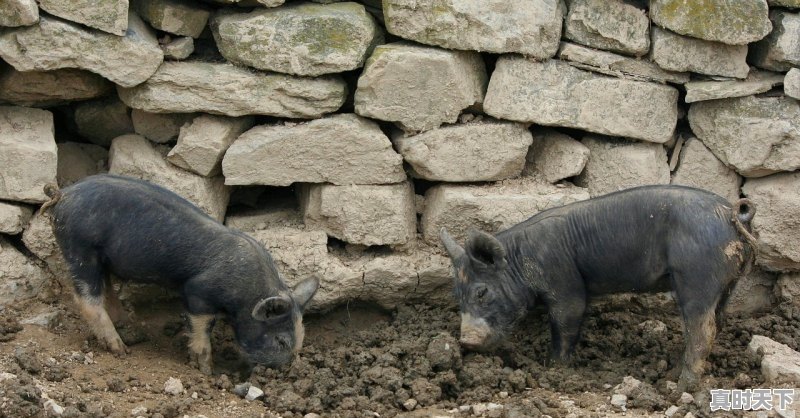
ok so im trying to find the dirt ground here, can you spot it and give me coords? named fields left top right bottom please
left=1, top=291, right=798, bottom=418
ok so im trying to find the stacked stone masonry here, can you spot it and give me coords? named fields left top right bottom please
left=0, top=0, right=798, bottom=313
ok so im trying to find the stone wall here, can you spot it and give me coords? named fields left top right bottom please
left=1, top=0, right=799, bottom=314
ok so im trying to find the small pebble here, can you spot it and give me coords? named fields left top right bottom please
left=499, top=391, right=509, bottom=399
left=191, top=392, right=198, bottom=399
left=245, top=385, right=263, bottom=401
left=403, top=398, right=417, bottom=411
left=665, top=405, right=680, bottom=417
left=303, top=414, right=321, bottom=418
left=164, top=377, right=183, bottom=395
left=44, top=399, right=64, bottom=416
left=679, top=392, right=694, bottom=404
left=131, top=405, right=148, bottom=416
left=233, top=383, right=251, bottom=398
left=610, top=394, right=627, bottom=411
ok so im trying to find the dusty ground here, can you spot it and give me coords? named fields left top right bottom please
left=0, top=292, right=797, bottom=418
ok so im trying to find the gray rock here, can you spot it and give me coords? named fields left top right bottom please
left=245, top=385, right=264, bottom=401
left=232, top=383, right=251, bottom=397
left=160, top=36, right=194, bottom=60
left=74, top=97, right=134, bottom=148
left=298, top=182, right=416, bottom=246
left=787, top=68, right=800, bottom=100
left=750, top=11, right=800, bottom=72
left=118, top=61, right=347, bottom=118
left=564, top=0, right=649, bottom=56
left=37, top=0, right=128, bottom=35
left=684, top=71, right=785, bottom=103
left=212, top=2, right=383, bottom=76
left=688, top=96, right=800, bottom=177
left=575, top=135, right=670, bottom=198
left=650, top=27, right=749, bottom=79
left=0, top=13, right=163, bottom=88
left=355, top=42, right=487, bottom=132
left=382, top=0, right=564, bottom=60
left=742, top=172, right=800, bottom=271
left=557, top=42, right=690, bottom=85
left=671, top=137, right=741, bottom=203
left=57, top=142, right=108, bottom=187
left=726, top=268, right=776, bottom=314
left=610, top=394, right=627, bottom=411
left=394, top=118, right=532, bottom=182
left=0, top=0, right=38, bottom=27
left=0, top=65, right=113, bottom=107
left=109, top=134, right=230, bottom=221
left=163, top=377, right=183, bottom=395
left=222, top=114, right=405, bottom=186
left=775, top=273, right=800, bottom=314
left=0, top=201, right=33, bottom=235
left=523, top=128, right=590, bottom=184
left=420, top=178, right=590, bottom=245
left=167, top=115, right=255, bottom=177
left=132, top=0, right=211, bottom=38
left=0, top=237, right=52, bottom=305
left=21, top=212, right=69, bottom=284
left=131, top=110, right=195, bottom=144
left=748, top=335, right=800, bottom=384
left=485, top=57, right=678, bottom=144
left=650, top=0, right=772, bottom=45
left=0, top=106, right=57, bottom=204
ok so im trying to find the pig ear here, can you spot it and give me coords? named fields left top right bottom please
left=292, top=275, right=320, bottom=310
left=465, top=229, right=507, bottom=270
left=440, top=228, right=466, bottom=261
left=252, top=296, right=292, bottom=321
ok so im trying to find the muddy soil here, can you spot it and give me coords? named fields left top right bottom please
left=0, top=293, right=798, bottom=418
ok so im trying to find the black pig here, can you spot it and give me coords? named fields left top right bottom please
left=42, top=174, right=319, bottom=373
left=440, top=185, right=757, bottom=391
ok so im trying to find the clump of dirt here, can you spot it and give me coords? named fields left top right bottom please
left=0, top=314, right=23, bottom=342
left=0, top=372, right=43, bottom=418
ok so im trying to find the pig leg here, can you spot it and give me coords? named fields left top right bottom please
left=103, top=277, right=127, bottom=326
left=677, top=307, right=716, bottom=393
left=187, top=314, right=215, bottom=375
left=546, top=294, right=587, bottom=364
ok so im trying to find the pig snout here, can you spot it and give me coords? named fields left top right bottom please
left=459, top=313, right=494, bottom=351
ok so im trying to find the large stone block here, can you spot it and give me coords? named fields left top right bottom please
left=787, top=68, right=800, bottom=100
left=564, top=0, right=649, bottom=56
left=132, top=0, right=211, bottom=38
left=0, top=0, right=38, bottom=27
left=650, top=27, right=749, bottom=79
left=0, top=13, right=163, bottom=88
left=0, top=237, right=52, bottom=306
left=688, top=96, right=800, bottom=178
left=726, top=268, right=776, bottom=314
left=21, top=211, right=69, bottom=287
left=420, top=178, right=590, bottom=245
left=484, top=57, right=678, bottom=144
left=298, top=182, right=416, bottom=246
left=684, top=71, right=785, bottom=103
left=382, top=0, right=564, bottom=60
left=0, top=201, right=33, bottom=235
left=167, top=115, right=255, bottom=177
left=0, top=65, right=113, bottom=108
left=742, top=172, right=800, bottom=271
left=575, top=135, right=670, bottom=197
left=523, top=128, right=590, bottom=184
left=650, top=0, right=771, bottom=45
left=57, top=142, right=109, bottom=187
left=108, top=134, right=230, bottom=221
left=354, top=42, right=487, bottom=132
left=118, top=61, right=347, bottom=118
left=750, top=11, right=800, bottom=72
left=557, top=42, right=689, bottom=84
left=38, top=0, right=128, bottom=35
left=131, top=110, right=195, bottom=144
left=74, top=97, right=134, bottom=148
left=394, top=118, right=532, bottom=182
left=0, top=106, right=57, bottom=204
left=748, top=336, right=800, bottom=384
left=222, top=114, right=405, bottom=186
left=212, top=2, right=383, bottom=76
left=671, top=138, right=741, bottom=204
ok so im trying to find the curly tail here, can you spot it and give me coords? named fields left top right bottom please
left=40, top=183, right=62, bottom=213
left=732, top=198, right=758, bottom=273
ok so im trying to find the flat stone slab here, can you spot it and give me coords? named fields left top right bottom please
left=74, top=97, right=134, bottom=148
left=523, top=128, right=590, bottom=184
left=650, top=0, right=772, bottom=45
left=743, top=172, right=800, bottom=271
left=671, top=137, right=741, bottom=203
left=118, top=61, right=347, bottom=118
left=787, top=68, right=800, bottom=100
left=650, top=27, right=749, bottom=79
left=684, top=71, right=785, bottom=103
left=575, top=135, right=670, bottom=197
left=0, top=201, right=33, bottom=235
left=161, top=36, right=194, bottom=60
left=394, top=118, right=532, bottom=182
left=0, top=13, right=163, bottom=88
left=484, top=57, right=678, bottom=144
left=750, top=10, right=800, bottom=72
left=222, top=114, right=405, bottom=186
left=131, top=110, right=196, bottom=144
left=383, top=0, right=564, bottom=60
left=0, top=65, right=113, bottom=107
left=133, top=0, right=211, bottom=38
left=689, top=95, right=800, bottom=177
left=0, top=106, right=57, bottom=204
left=38, top=0, right=128, bottom=35
left=748, top=335, right=800, bottom=384
left=564, top=0, right=649, bottom=57
left=0, top=0, right=38, bottom=27
left=212, top=2, right=383, bottom=76
left=558, top=42, right=689, bottom=84
left=167, top=115, right=255, bottom=177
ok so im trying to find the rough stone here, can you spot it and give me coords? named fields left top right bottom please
left=742, top=172, right=800, bottom=271
left=394, top=119, right=532, bottom=182
left=523, top=128, right=590, bottom=184
left=212, top=2, right=383, bottom=76
left=0, top=237, right=52, bottom=306
left=787, top=68, right=800, bottom=100
left=0, top=13, right=163, bottom=88
left=750, top=11, right=800, bottom=72
left=0, top=66, right=113, bottom=108
left=22, top=211, right=69, bottom=284
left=355, top=42, right=487, bottom=132
left=726, top=268, right=776, bottom=314
left=163, top=377, right=184, bottom=395
left=132, top=0, right=211, bottom=38
left=484, top=57, right=678, bottom=144
left=748, top=335, right=800, bottom=384
left=245, top=385, right=264, bottom=401
left=117, top=61, right=346, bottom=118
left=382, top=0, right=564, bottom=60
left=671, top=138, right=742, bottom=203
left=74, top=97, right=134, bottom=148
left=420, top=178, right=590, bottom=245
left=108, top=134, right=230, bottom=221
left=650, top=27, right=749, bottom=79
left=37, top=0, right=128, bottom=35
left=684, top=71, right=785, bottom=103
left=57, top=142, right=109, bottom=187
left=131, top=110, right=195, bottom=144
left=557, top=42, right=690, bottom=85
left=222, top=114, right=405, bottom=186
left=0, top=106, right=57, bottom=204
left=0, top=201, right=33, bottom=235
left=298, top=182, right=416, bottom=246
left=160, top=36, right=194, bottom=60
left=650, top=0, right=772, bottom=45
left=775, top=273, right=800, bottom=316
left=575, top=135, right=670, bottom=198
left=0, top=0, right=38, bottom=27
left=688, top=96, right=800, bottom=177
left=564, top=0, right=649, bottom=56
left=167, top=115, right=255, bottom=177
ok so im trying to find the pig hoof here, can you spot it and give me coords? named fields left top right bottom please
left=108, top=339, right=129, bottom=356
left=189, top=352, right=213, bottom=375
left=677, top=374, right=699, bottom=393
